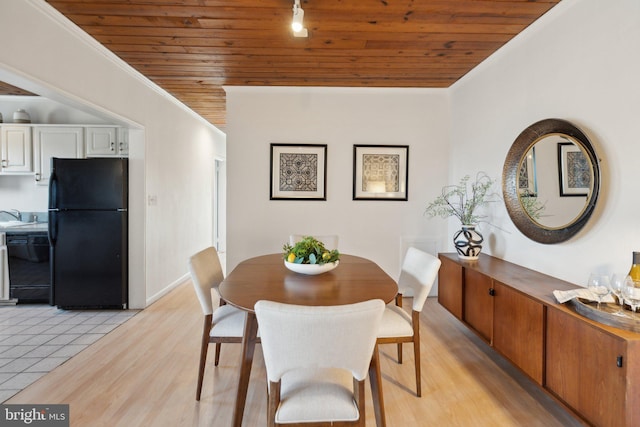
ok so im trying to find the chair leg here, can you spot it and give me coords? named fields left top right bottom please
left=196, top=315, right=212, bottom=401
left=354, top=378, right=366, bottom=426
left=212, top=298, right=228, bottom=366
left=412, top=310, right=421, bottom=397
left=369, top=344, right=386, bottom=427
left=214, top=343, right=222, bottom=366
left=413, top=336, right=421, bottom=397
left=395, top=293, right=403, bottom=364
left=267, top=381, right=280, bottom=427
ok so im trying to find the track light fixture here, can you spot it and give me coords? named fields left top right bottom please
left=291, top=0, right=308, bottom=37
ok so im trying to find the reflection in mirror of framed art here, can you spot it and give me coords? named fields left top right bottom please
left=503, top=118, right=601, bottom=244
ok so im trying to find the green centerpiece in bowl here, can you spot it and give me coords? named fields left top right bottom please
left=283, top=236, right=340, bottom=275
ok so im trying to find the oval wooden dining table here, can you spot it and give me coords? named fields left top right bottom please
left=218, top=253, right=398, bottom=427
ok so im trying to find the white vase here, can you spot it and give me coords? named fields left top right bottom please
left=453, top=225, right=483, bottom=260
left=13, top=109, right=30, bottom=123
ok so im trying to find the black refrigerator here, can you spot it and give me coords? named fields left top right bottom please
left=48, top=157, right=128, bottom=309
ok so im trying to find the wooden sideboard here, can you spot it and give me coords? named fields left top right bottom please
left=437, top=253, right=640, bottom=427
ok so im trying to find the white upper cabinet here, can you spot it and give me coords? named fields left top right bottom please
left=117, top=127, right=129, bottom=156
left=33, top=126, right=84, bottom=186
left=86, top=126, right=128, bottom=156
left=0, top=125, right=33, bottom=174
left=1, top=124, right=127, bottom=182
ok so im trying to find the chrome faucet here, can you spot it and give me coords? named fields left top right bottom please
left=0, top=209, right=21, bottom=221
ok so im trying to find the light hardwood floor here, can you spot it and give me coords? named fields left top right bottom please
left=7, top=282, right=586, bottom=427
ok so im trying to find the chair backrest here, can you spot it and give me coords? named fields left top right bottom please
left=289, top=234, right=339, bottom=251
left=398, top=247, right=442, bottom=312
left=255, top=299, right=384, bottom=382
left=188, top=247, right=225, bottom=316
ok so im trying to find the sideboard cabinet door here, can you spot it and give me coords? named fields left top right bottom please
left=546, top=307, right=627, bottom=427
left=438, top=255, right=463, bottom=319
left=493, top=282, right=544, bottom=384
left=463, top=268, right=493, bottom=343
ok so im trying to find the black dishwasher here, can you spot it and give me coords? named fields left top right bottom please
left=7, top=232, right=51, bottom=303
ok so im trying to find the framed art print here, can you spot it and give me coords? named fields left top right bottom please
left=557, top=142, right=590, bottom=197
left=270, top=143, right=327, bottom=200
left=353, top=145, right=408, bottom=201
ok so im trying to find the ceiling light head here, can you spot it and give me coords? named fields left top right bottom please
left=292, top=5, right=304, bottom=32
left=291, top=0, right=307, bottom=36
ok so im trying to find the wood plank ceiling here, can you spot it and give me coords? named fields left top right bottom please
left=38, top=0, right=561, bottom=129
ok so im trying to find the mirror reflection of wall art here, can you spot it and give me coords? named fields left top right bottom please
left=518, top=147, right=538, bottom=197
left=270, top=143, right=327, bottom=200
left=353, top=145, right=408, bottom=201
left=558, top=142, right=590, bottom=197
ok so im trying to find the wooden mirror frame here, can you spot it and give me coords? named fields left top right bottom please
left=502, top=118, right=601, bottom=244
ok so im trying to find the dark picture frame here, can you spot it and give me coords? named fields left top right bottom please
left=353, top=145, right=409, bottom=201
left=557, top=142, right=590, bottom=197
left=270, top=143, right=327, bottom=200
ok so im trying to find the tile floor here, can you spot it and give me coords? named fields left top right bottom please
left=0, top=304, right=138, bottom=402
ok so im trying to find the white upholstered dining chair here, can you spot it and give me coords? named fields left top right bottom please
left=188, top=246, right=248, bottom=401
left=377, top=247, right=441, bottom=397
left=255, top=299, right=384, bottom=426
left=289, top=234, right=339, bottom=250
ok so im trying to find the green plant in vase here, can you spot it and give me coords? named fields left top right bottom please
left=424, top=172, right=498, bottom=260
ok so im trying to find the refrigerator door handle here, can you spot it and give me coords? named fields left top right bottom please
left=48, top=210, right=58, bottom=245
left=48, top=166, right=58, bottom=210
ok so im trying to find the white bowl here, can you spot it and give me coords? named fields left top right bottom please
left=284, top=260, right=339, bottom=275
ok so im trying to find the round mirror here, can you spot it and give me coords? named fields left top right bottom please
left=502, top=119, right=600, bottom=244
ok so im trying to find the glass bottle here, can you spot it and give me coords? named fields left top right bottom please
left=628, top=252, right=640, bottom=286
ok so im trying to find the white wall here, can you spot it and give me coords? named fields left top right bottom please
left=450, top=0, right=640, bottom=284
left=225, top=86, right=449, bottom=279
left=0, top=95, right=113, bottom=126
left=0, top=175, right=48, bottom=212
left=0, top=0, right=226, bottom=307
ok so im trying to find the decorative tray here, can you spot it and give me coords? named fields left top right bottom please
left=569, top=298, right=640, bottom=333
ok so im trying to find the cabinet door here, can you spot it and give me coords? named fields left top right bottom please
left=546, top=307, right=626, bottom=427
left=34, top=127, right=84, bottom=186
left=85, top=127, right=118, bottom=156
left=0, top=125, right=32, bottom=173
left=463, top=268, right=493, bottom=343
left=438, top=256, right=463, bottom=319
left=117, top=128, right=128, bottom=155
left=493, top=282, right=544, bottom=384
